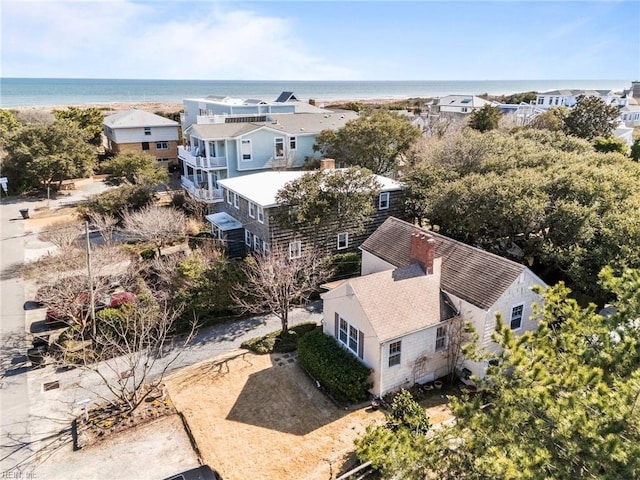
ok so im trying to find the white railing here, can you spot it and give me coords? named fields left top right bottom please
left=180, top=176, right=223, bottom=203
left=178, top=146, right=227, bottom=169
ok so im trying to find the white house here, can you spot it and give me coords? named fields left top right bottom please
left=534, top=89, right=620, bottom=109
left=434, top=95, right=495, bottom=114
left=321, top=217, right=547, bottom=397
left=103, top=109, right=180, bottom=168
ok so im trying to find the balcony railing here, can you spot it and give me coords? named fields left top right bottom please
left=180, top=176, right=223, bottom=203
left=178, top=146, right=227, bottom=169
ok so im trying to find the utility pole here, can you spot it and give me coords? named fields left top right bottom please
left=86, top=221, right=96, bottom=339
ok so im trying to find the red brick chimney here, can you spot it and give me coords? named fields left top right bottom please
left=320, top=158, right=335, bottom=171
left=410, top=230, right=435, bottom=275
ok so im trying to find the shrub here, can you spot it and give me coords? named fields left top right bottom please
left=78, top=184, right=156, bottom=219
left=326, top=252, right=361, bottom=280
left=241, top=322, right=318, bottom=354
left=298, top=330, right=372, bottom=405
left=139, top=247, right=156, bottom=260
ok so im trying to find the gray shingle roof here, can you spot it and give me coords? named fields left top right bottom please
left=343, top=260, right=456, bottom=342
left=360, top=217, right=526, bottom=310
left=186, top=111, right=358, bottom=139
left=103, top=109, right=179, bottom=128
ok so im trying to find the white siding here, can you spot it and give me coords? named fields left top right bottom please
left=111, top=125, right=178, bottom=143
left=360, top=250, right=395, bottom=275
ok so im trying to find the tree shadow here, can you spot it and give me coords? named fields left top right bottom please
left=0, top=261, right=25, bottom=281
left=225, top=355, right=345, bottom=435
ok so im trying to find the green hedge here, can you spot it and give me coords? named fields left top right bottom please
left=241, top=322, right=319, bottom=354
left=298, top=330, right=372, bottom=405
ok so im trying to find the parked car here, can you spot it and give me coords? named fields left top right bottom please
left=162, top=465, right=220, bottom=480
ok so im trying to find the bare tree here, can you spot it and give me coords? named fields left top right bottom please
left=232, top=244, right=332, bottom=333
left=88, top=211, right=118, bottom=246
left=121, top=205, right=187, bottom=256
left=445, top=316, right=478, bottom=382
left=38, top=220, right=83, bottom=250
left=33, top=245, right=135, bottom=328
left=55, top=298, right=197, bottom=413
left=422, top=112, right=467, bottom=139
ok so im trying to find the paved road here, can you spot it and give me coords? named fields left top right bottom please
left=0, top=180, right=323, bottom=477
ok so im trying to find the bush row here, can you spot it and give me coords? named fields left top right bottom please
left=297, top=330, right=372, bottom=405
left=241, top=322, right=319, bottom=354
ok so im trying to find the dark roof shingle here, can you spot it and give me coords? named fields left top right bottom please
left=360, top=217, right=526, bottom=310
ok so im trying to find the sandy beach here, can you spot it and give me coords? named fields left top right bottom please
left=6, top=96, right=417, bottom=117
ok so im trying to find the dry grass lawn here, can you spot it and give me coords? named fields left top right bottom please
left=165, top=351, right=387, bottom=480
left=165, top=350, right=455, bottom=480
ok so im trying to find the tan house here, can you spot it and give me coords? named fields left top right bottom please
left=103, top=109, right=180, bottom=168
left=321, top=217, right=547, bottom=397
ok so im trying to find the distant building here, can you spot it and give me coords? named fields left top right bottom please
left=433, top=95, right=495, bottom=114
left=534, top=89, right=620, bottom=109
left=179, top=93, right=358, bottom=206
left=103, top=109, right=180, bottom=168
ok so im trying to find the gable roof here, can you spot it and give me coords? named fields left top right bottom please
left=103, top=109, right=179, bottom=128
left=218, top=169, right=402, bottom=208
left=275, top=91, right=299, bottom=102
left=326, top=259, right=456, bottom=342
left=360, top=217, right=527, bottom=310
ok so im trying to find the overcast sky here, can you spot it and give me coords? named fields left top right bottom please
left=2, top=1, right=638, bottom=80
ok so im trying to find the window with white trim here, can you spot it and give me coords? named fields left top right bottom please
left=253, top=235, right=260, bottom=251
left=389, top=341, right=401, bottom=367
left=378, top=192, right=390, bottom=210
left=156, top=141, right=168, bottom=150
left=348, top=325, right=358, bottom=352
left=337, top=316, right=362, bottom=357
left=510, top=304, right=524, bottom=330
left=144, top=127, right=151, bottom=136
left=435, top=325, right=447, bottom=351
left=233, top=193, right=239, bottom=209
left=275, top=137, right=285, bottom=158
left=262, top=242, right=270, bottom=256
left=226, top=189, right=232, bottom=205
left=241, top=139, right=252, bottom=161
left=289, top=137, right=297, bottom=150
left=245, top=229, right=252, bottom=247
left=248, top=202, right=256, bottom=219
left=289, top=240, right=302, bottom=259
left=257, top=206, right=264, bottom=224
left=339, top=318, right=348, bottom=344
left=337, top=232, right=348, bottom=250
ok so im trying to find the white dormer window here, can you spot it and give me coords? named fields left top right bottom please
left=257, top=206, right=264, bottom=224
left=249, top=202, right=256, bottom=219
left=226, top=189, right=232, bottom=205
left=233, top=192, right=239, bottom=209
left=378, top=192, right=390, bottom=210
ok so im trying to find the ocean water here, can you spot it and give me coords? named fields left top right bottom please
left=0, top=77, right=631, bottom=108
